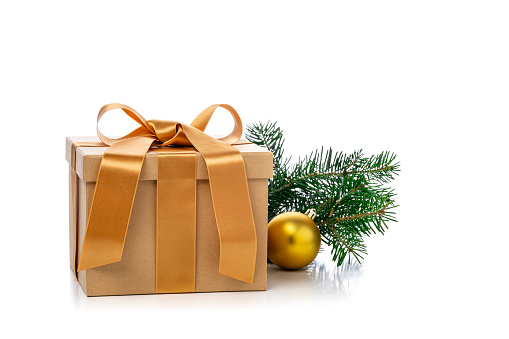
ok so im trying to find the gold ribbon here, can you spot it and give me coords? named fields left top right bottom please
left=75, top=103, right=258, bottom=290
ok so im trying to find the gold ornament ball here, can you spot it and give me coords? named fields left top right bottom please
left=267, top=211, right=321, bottom=270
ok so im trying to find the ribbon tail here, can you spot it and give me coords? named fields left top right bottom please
left=182, top=124, right=257, bottom=284
left=77, top=136, right=155, bottom=271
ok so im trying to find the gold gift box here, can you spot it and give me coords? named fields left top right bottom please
left=66, top=136, right=272, bottom=296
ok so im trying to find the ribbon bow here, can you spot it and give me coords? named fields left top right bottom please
left=77, top=103, right=258, bottom=288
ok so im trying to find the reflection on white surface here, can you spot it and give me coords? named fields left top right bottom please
left=267, top=249, right=363, bottom=306
left=304, top=260, right=362, bottom=296
left=70, top=247, right=364, bottom=310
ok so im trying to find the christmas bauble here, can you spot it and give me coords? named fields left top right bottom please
left=267, top=210, right=321, bottom=270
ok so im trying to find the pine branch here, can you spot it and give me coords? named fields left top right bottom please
left=245, top=121, right=399, bottom=267
left=246, top=121, right=286, bottom=170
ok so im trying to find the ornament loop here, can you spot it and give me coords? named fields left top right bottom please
left=305, top=208, right=317, bottom=220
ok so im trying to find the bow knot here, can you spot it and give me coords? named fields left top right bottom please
left=146, top=119, right=190, bottom=145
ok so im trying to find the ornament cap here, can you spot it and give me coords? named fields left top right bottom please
left=305, top=208, right=317, bottom=220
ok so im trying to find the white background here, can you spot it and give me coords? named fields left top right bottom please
left=1, top=1, right=508, bottom=338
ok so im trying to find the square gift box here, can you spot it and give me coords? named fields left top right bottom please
left=65, top=105, right=273, bottom=296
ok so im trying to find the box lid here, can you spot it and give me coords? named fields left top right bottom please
left=66, top=136, right=273, bottom=182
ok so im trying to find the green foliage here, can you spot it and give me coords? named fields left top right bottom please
left=246, top=121, right=400, bottom=266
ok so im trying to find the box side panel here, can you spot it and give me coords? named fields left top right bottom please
left=69, top=167, right=74, bottom=270
left=76, top=177, right=88, bottom=295
left=70, top=167, right=89, bottom=296
left=253, top=178, right=269, bottom=290
left=195, top=178, right=268, bottom=292
left=85, top=180, right=157, bottom=296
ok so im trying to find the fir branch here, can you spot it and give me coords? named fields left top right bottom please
left=245, top=121, right=399, bottom=266
left=246, top=121, right=286, bottom=169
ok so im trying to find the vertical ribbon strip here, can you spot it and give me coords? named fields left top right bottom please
left=76, top=104, right=258, bottom=286
left=155, top=148, right=197, bottom=293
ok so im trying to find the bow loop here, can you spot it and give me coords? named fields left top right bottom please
left=190, top=104, right=243, bottom=145
left=96, top=103, right=155, bottom=146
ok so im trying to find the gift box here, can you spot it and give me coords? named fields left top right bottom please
left=65, top=104, right=273, bottom=296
